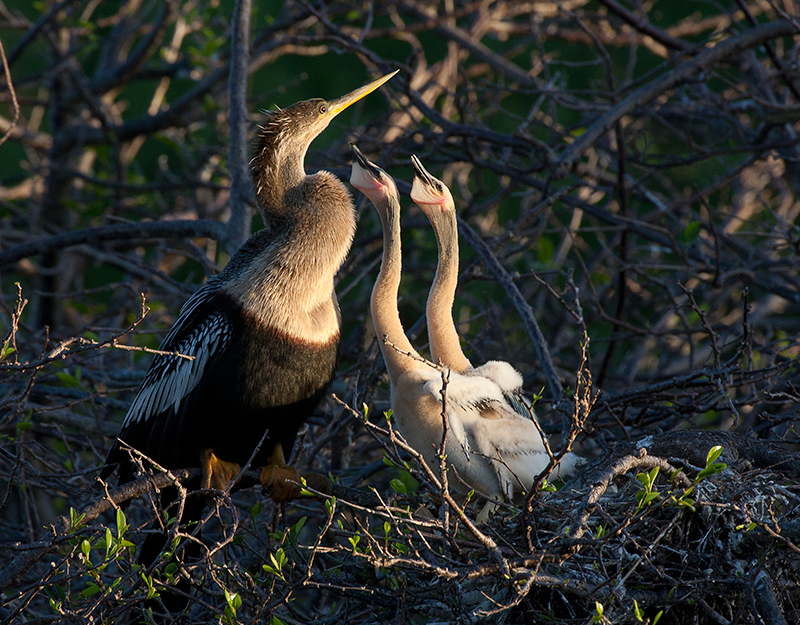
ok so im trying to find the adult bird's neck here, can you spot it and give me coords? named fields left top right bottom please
left=427, top=210, right=472, bottom=372
left=371, top=202, right=421, bottom=381
left=240, top=123, right=356, bottom=345
left=252, top=130, right=309, bottom=222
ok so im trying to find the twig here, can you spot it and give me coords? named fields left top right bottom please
left=0, top=219, right=228, bottom=267
left=225, top=0, right=254, bottom=253
left=0, top=293, right=195, bottom=372
left=456, top=217, right=564, bottom=410
left=0, top=36, right=20, bottom=148
left=557, top=20, right=798, bottom=173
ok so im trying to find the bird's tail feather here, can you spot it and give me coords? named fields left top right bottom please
left=139, top=486, right=205, bottom=621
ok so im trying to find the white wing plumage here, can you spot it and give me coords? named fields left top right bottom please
left=122, top=281, right=232, bottom=428
left=464, top=360, right=533, bottom=418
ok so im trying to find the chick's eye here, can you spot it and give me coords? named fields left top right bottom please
left=318, top=103, right=327, bottom=114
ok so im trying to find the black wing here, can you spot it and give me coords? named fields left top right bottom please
left=102, top=278, right=232, bottom=478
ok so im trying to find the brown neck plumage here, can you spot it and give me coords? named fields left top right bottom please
left=235, top=103, right=356, bottom=342
left=371, top=194, right=423, bottom=381
left=426, top=208, right=472, bottom=372
left=251, top=106, right=314, bottom=226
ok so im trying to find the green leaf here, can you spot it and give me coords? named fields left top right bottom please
left=325, top=497, right=336, bottom=516
left=81, top=539, right=91, bottom=562
left=389, top=478, right=407, bottom=495
left=696, top=462, right=727, bottom=482
left=116, top=508, right=128, bottom=536
left=55, top=370, right=81, bottom=389
left=81, top=582, right=101, bottom=598
left=593, top=601, right=604, bottom=622
left=69, top=508, right=86, bottom=530
left=633, top=599, right=644, bottom=621
left=679, top=220, right=702, bottom=243
left=164, top=563, right=179, bottom=583
left=706, top=445, right=723, bottom=466
left=104, top=527, right=113, bottom=558
left=290, top=516, right=307, bottom=542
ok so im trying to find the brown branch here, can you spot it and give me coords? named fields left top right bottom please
left=456, top=217, right=564, bottom=408
left=225, top=0, right=254, bottom=253
left=0, top=219, right=228, bottom=267
left=595, top=0, right=690, bottom=52
left=557, top=20, right=799, bottom=174
left=0, top=36, right=19, bottom=148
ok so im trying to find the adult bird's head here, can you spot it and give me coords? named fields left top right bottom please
left=410, top=155, right=455, bottom=218
left=252, top=71, right=398, bottom=220
left=349, top=143, right=400, bottom=216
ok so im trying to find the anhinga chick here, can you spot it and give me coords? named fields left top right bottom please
left=410, top=155, right=583, bottom=484
left=102, top=71, right=397, bottom=542
left=352, top=145, right=559, bottom=506
left=410, top=155, right=525, bottom=398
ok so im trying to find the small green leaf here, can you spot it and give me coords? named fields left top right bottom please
left=81, top=539, right=91, bottom=562
left=679, top=220, right=702, bottom=243
left=706, top=445, right=723, bottom=466
left=696, top=462, right=727, bottom=482
left=633, top=599, right=644, bottom=621
left=116, top=508, right=128, bottom=536
left=290, top=516, right=307, bottom=542
left=325, top=496, right=337, bottom=516
left=593, top=601, right=604, bottom=622
left=81, top=582, right=101, bottom=598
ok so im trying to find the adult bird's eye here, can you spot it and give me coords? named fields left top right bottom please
left=318, top=103, right=327, bottom=114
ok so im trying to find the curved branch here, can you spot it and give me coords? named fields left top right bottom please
left=557, top=20, right=798, bottom=174
left=0, top=468, right=195, bottom=595
left=0, top=219, right=228, bottom=267
left=0, top=463, right=380, bottom=594
left=456, top=216, right=563, bottom=405
left=225, top=0, right=254, bottom=254
left=88, top=0, right=180, bottom=99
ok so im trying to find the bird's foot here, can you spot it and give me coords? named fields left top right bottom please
left=199, top=449, right=241, bottom=492
left=300, top=472, right=333, bottom=497
left=260, top=463, right=303, bottom=502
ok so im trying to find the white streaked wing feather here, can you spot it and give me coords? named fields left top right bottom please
left=122, top=310, right=232, bottom=428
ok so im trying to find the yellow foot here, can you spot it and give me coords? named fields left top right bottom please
left=199, top=449, right=241, bottom=492
left=260, top=463, right=303, bottom=502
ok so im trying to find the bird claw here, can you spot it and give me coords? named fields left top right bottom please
left=260, top=464, right=303, bottom=502
left=259, top=466, right=332, bottom=502
left=301, top=472, right=333, bottom=496
left=200, top=449, right=241, bottom=492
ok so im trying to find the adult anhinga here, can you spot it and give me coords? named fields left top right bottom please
left=351, top=145, right=558, bottom=503
left=102, top=71, right=397, bottom=550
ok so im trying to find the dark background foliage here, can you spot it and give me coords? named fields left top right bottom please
left=0, top=1, right=798, bottom=623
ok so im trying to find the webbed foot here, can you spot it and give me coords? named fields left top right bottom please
left=199, top=449, right=241, bottom=492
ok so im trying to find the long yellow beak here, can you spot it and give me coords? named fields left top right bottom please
left=327, top=70, right=399, bottom=117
